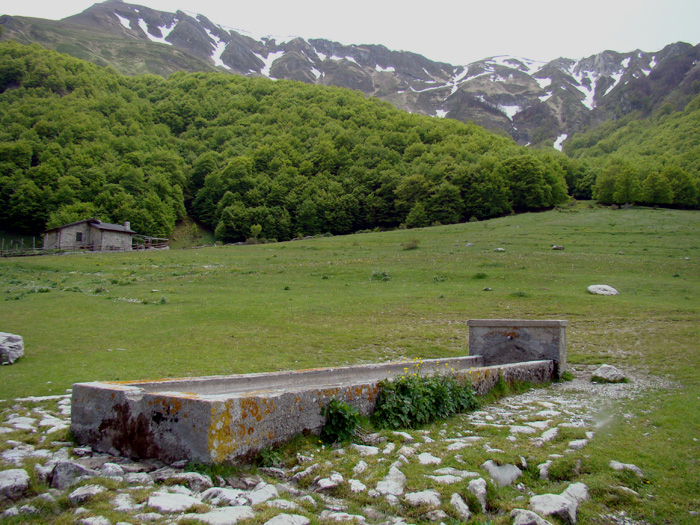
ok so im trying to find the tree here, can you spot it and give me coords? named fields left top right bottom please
left=642, top=172, right=673, bottom=205
left=663, top=166, right=698, bottom=208
left=612, top=165, right=642, bottom=204
left=499, top=155, right=548, bottom=210
left=405, top=202, right=429, bottom=228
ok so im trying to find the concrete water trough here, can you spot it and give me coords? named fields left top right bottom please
left=71, top=319, right=567, bottom=464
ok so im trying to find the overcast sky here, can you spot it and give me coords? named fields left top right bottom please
left=5, top=0, right=700, bottom=65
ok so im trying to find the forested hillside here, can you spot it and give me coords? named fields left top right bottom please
left=0, top=42, right=579, bottom=240
left=564, top=97, right=700, bottom=207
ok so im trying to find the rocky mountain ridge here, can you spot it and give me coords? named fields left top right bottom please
left=2, top=0, right=699, bottom=147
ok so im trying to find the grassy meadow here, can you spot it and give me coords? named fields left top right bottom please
left=1, top=202, right=699, bottom=521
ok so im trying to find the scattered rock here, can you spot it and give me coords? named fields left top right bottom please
left=151, top=470, right=213, bottom=492
left=0, top=469, right=30, bottom=502
left=495, top=247, right=506, bottom=252
left=351, top=444, right=380, bottom=456
left=417, top=452, right=441, bottom=465
left=481, top=460, right=522, bottom=487
left=316, top=472, right=344, bottom=491
left=248, top=482, right=280, bottom=505
left=392, top=431, right=414, bottom=443
left=591, top=365, right=628, bottom=383
left=78, top=517, right=111, bottom=525
left=552, top=245, right=565, bottom=251
left=587, top=284, right=619, bottom=296
left=319, top=510, right=367, bottom=523
left=147, top=491, right=203, bottom=513
left=529, top=494, right=577, bottom=524
left=538, top=460, right=553, bottom=481
left=352, top=461, right=368, bottom=476
left=348, top=479, right=366, bottom=493
left=201, top=487, right=248, bottom=506
left=292, top=463, right=320, bottom=482
left=181, top=505, right=255, bottom=524
left=450, top=492, right=471, bottom=521
left=49, top=461, right=99, bottom=489
left=511, top=508, right=554, bottom=525
left=468, top=478, right=488, bottom=512
left=264, top=514, right=310, bottom=525
left=424, top=509, right=448, bottom=521
left=0, top=332, right=24, bottom=365
left=405, top=489, right=441, bottom=507
left=68, top=484, right=107, bottom=505
left=561, top=482, right=589, bottom=504
left=376, top=466, right=405, bottom=496
left=267, top=499, right=301, bottom=511
left=568, top=439, right=588, bottom=450
left=609, top=460, right=644, bottom=477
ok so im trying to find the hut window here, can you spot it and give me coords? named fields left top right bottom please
left=76, top=232, right=83, bottom=242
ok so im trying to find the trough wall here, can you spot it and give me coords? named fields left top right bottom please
left=468, top=319, right=567, bottom=378
left=71, top=358, right=554, bottom=464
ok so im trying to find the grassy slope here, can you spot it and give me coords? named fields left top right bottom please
left=1, top=204, right=698, bottom=521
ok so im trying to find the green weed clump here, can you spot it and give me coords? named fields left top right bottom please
left=320, top=398, right=360, bottom=444
left=372, top=361, right=479, bottom=429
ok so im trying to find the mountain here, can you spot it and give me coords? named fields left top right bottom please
left=1, top=0, right=699, bottom=148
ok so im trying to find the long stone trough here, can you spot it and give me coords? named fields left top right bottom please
left=71, top=319, right=566, bottom=464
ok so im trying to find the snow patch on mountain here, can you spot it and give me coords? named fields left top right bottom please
left=255, top=50, right=285, bottom=77
left=205, top=29, right=228, bottom=68
left=499, top=104, right=521, bottom=120
left=554, top=133, right=568, bottom=151
left=141, top=19, right=175, bottom=46
left=435, top=109, right=448, bottom=118
left=376, top=65, right=396, bottom=73
left=604, top=72, right=624, bottom=95
left=535, top=77, right=552, bottom=90
left=115, top=13, right=131, bottom=30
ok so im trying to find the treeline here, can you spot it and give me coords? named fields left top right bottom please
left=565, top=96, right=700, bottom=208
left=1, top=42, right=576, bottom=240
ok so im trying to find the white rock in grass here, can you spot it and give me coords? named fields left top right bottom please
left=147, top=491, right=202, bottom=513
left=591, top=365, right=627, bottom=383
left=352, top=460, right=368, bottom=476
left=468, top=478, right=488, bottom=512
left=450, top=493, right=471, bottom=521
left=417, top=452, right=441, bottom=465
left=561, top=482, right=589, bottom=504
left=181, top=506, right=255, bottom=524
left=376, top=466, right=405, bottom=496
left=481, top=460, right=522, bottom=487
left=587, top=284, right=619, bottom=295
left=351, top=444, right=380, bottom=456
left=405, top=489, right=441, bottom=507
left=0, top=332, right=24, bottom=365
left=511, top=508, right=554, bottom=525
left=68, top=485, right=107, bottom=505
left=264, top=514, right=310, bottom=525
left=529, top=494, right=577, bottom=524
left=0, top=469, right=30, bottom=502
left=609, top=460, right=644, bottom=477
left=348, top=479, right=366, bottom=493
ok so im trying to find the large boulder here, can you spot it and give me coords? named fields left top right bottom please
left=591, top=365, right=627, bottom=383
left=587, top=285, right=619, bottom=296
left=0, top=333, right=24, bottom=365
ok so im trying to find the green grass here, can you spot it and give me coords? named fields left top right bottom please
left=1, top=204, right=699, bottom=522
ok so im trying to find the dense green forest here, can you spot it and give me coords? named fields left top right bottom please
left=564, top=98, right=700, bottom=207
left=0, top=42, right=697, bottom=242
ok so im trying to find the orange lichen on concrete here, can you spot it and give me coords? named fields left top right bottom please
left=208, top=399, right=237, bottom=463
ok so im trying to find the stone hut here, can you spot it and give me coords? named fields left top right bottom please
left=42, top=219, right=137, bottom=252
